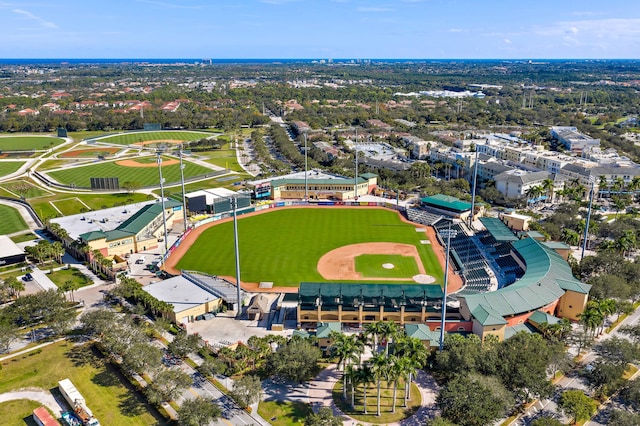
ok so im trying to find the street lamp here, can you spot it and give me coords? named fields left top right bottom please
left=581, top=177, right=596, bottom=261
left=156, top=152, right=168, bottom=253
left=469, top=149, right=479, bottom=229
left=439, top=220, right=458, bottom=351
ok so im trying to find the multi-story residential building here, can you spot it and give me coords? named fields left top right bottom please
left=550, top=126, right=600, bottom=152
left=493, top=170, right=565, bottom=200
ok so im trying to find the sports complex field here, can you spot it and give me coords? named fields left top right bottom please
left=0, top=161, right=25, bottom=178
left=46, top=156, right=217, bottom=187
left=94, top=130, right=214, bottom=145
left=0, top=204, right=28, bottom=234
left=173, top=207, right=444, bottom=287
left=0, top=135, right=64, bottom=150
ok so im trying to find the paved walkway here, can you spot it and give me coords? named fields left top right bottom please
left=0, top=389, right=64, bottom=417
left=263, top=363, right=439, bottom=426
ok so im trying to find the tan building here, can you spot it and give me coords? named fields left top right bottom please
left=78, top=200, right=182, bottom=257
left=270, top=173, right=377, bottom=201
left=501, top=212, right=532, bottom=231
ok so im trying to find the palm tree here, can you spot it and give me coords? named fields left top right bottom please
left=395, top=336, right=428, bottom=406
left=345, top=364, right=358, bottom=409
left=561, top=228, right=580, bottom=247
left=330, top=332, right=362, bottom=401
left=390, top=356, right=410, bottom=413
left=378, top=321, right=399, bottom=356
left=630, top=176, right=640, bottom=202
left=541, top=177, right=555, bottom=203
left=355, top=364, right=374, bottom=414
left=371, top=352, right=390, bottom=416
left=598, top=175, right=608, bottom=199
left=51, top=241, right=65, bottom=264
left=364, top=321, right=385, bottom=353
left=525, top=185, right=543, bottom=207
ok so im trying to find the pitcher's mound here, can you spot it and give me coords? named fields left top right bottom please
left=382, top=263, right=395, bottom=269
left=413, top=274, right=436, bottom=284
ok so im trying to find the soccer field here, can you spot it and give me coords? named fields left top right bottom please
left=95, top=130, right=214, bottom=145
left=46, top=157, right=217, bottom=187
left=176, top=208, right=443, bottom=287
left=0, top=136, right=64, bottom=150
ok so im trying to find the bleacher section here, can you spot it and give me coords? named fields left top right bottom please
left=406, top=208, right=443, bottom=226
left=475, top=218, right=525, bottom=287
left=433, top=221, right=493, bottom=294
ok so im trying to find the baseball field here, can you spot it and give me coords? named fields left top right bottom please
left=0, top=205, right=28, bottom=234
left=45, top=156, right=217, bottom=187
left=94, top=130, right=213, bottom=145
left=173, top=207, right=443, bottom=287
left=0, top=136, right=64, bottom=150
left=0, top=161, right=25, bottom=178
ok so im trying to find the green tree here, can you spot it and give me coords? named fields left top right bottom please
left=146, top=369, right=192, bottom=404
left=608, top=409, right=640, bottom=426
left=122, top=342, right=163, bottom=374
left=426, top=417, right=459, bottom=426
left=0, top=320, right=19, bottom=353
left=168, top=330, right=201, bottom=359
left=558, top=390, right=597, bottom=424
left=266, top=337, right=321, bottom=383
left=230, top=375, right=262, bottom=408
left=529, top=417, right=564, bottom=426
left=304, top=406, right=343, bottom=426
left=177, top=397, right=221, bottom=426
left=437, top=373, right=514, bottom=426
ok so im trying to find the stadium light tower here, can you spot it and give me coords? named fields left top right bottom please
left=231, top=196, right=242, bottom=318
left=179, top=144, right=188, bottom=229
left=581, top=176, right=596, bottom=261
left=304, top=132, right=308, bottom=201
left=354, top=129, right=359, bottom=201
left=156, top=152, right=169, bottom=253
left=439, top=220, right=457, bottom=351
left=469, top=149, right=479, bottom=229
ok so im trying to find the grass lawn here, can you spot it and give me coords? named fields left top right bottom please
left=333, top=379, right=421, bottom=424
left=0, top=204, right=28, bottom=234
left=177, top=208, right=443, bottom=287
left=355, top=254, right=420, bottom=278
left=46, top=267, right=91, bottom=289
left=0, top=399, right=42, bottom=426
left=10, top=232, right=37, bottom=243
left=46, top=157, right=215, bottom=187
left=51, top=197, right=91, bottom=216
left=68, top=131, right=111, bottom=142
left=257, top=400, right=312, bottom=426
left=59, top=147, right=121, bottom=158
left=0, top=135, right=64, bottom=151
left=203, top=149, right=244, bottom=172
left=30, top=192, right=154, bottom=220
left=0, top=341, right=168, bottom=425
left=0, top=180, right=52, bottom=199
left=0, top=161, right=25, bottom=178
left=95, top=130, right=213, bottom=145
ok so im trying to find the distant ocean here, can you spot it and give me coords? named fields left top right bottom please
left=0, top=58, right=636, bottom=66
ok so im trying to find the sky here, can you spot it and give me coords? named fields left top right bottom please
left=0, top=0, right=639, bottom=59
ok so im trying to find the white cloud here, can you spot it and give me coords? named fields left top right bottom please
left=12, top=9, right=58, bottom=29
left=449, top=28, right=469, bottom=33
left=504, top=38, right=511, bottom=44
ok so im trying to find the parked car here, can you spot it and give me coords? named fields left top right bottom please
left=22, top=273, right=33, bottom=282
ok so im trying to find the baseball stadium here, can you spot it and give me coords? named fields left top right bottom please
left=162, top=192, right=591, bottom=343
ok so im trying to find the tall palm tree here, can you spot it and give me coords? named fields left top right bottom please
left=378, top=321, right=399, bottom=356
left=371, top=352, right=390, bottom=416
left=390, top=356, right=409, bottom=413
left=541, top=177, right=555, bottom=203
left=355, top=364, right=374, bottom=414
left=364, top=321, right=385, bottom=353
left=395, top=336, right=428, bottom=406
left=598, top=175, right=608, bottom=199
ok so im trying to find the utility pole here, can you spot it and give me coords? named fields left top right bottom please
left=469, top=149, right=479, bottom=229
left=231, top=196, right=242, bottom=318
left=581, top=177, right=595, bottom=261
left=354, top=129, right=359, bottom=201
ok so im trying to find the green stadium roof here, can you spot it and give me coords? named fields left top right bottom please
left=79, top=230, right=107, bottom=242
left=117, top=199, right=181, bottom=235
left=528, top=310, right=561, bottom=325
left=270, top=177, right=368, bottom=188
left=504, top=323, right=534, bottom=339
left=542, top=241, right=571, bottom=250
left=421, top=194, right=471, bottom=212
left=479, top=217, right=519, bottom=242
left=404, top=324, right=441, bottom=347
left=316, top=322, right=342, bottom=338
left=460, top=237, right=591, bottom=319
left=471, top=305, right=507, bottom=326
left=299, top=282, right=443, bottom=308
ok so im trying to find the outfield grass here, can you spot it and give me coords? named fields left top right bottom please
left=0, top=399, right=42, bottom=426
left=355, top=254, right=420, bottom=278
left=0, top=161, right=25, bottom=178
left=203, top=149, right=244, bottom=172
left=46, top=157, right=215, bottom=187
left=95, top=131, right=213, bottom=145
left=10, top=232, right=36, bottom=243
left=0, top=204, right=28, bottom=234
left=0, top=136, right=64, bottom=151
left=177, top=208, right=443, bottom=287
left=0, top=341, right=167, bottom=425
